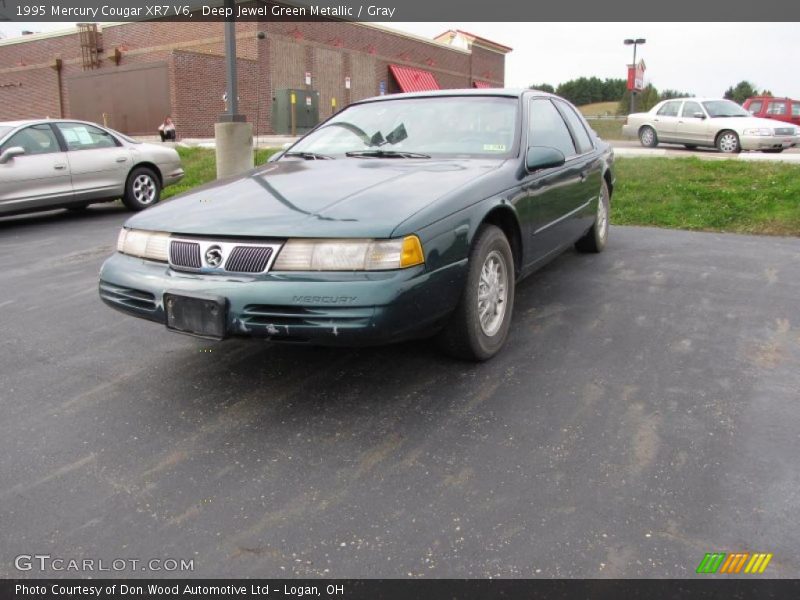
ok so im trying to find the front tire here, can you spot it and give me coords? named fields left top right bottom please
left=716, top=130, right=741, bottom=153
left=437, top=225, right=515, bottom=361
left=639, top=126, right=658, bottom=148
left=123, top=167, right=161, bottom=211
left=575, top=179, right=610, bottom=253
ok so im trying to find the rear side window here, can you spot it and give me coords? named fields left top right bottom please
left=529, top=99, right=576, bottom=159
left=555, top=101, right=593, bottom=154
left=747, top=100, right=762, bottom=114
left=766, top=101, right=787, bottom=115
left=657, top=101, right=681, bottom=117
left=792, top=103, right=800, bottom=117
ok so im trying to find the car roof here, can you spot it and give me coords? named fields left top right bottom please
left=353, top=88, right=547, bottom=105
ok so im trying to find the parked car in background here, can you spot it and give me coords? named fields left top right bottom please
left=622, top=98, right=799, bottom=153
left=99, top=89, right=615, bottom=361
left=0, top=119, right=184, bottom=217
left=743, top=96, right=800, bottom=128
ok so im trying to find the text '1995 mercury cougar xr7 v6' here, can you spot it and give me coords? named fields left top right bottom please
left=99, top=89, right=615, bottom=360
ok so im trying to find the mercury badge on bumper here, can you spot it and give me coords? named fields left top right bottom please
left=99, top=89, right=616, bottom=360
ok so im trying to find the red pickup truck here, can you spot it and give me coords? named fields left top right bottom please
left=743, top=96, right=800, bottom=127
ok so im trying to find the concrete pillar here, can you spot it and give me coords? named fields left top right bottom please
left=215, top=121, right=254, bottom=179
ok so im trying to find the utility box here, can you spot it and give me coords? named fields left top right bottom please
left=272, top=89, right=320, bottom=135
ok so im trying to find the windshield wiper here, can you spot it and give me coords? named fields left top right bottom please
left=345, top=150, right=431, bottom=159
left=284, top=151, right=334, bottom=160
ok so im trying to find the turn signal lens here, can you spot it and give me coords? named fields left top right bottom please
left=399, top=235, right=424, bottom=268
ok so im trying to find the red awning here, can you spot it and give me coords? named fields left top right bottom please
left=472, top=81, right=493, bottom=89
left=389, top=64, right=440, bottom=93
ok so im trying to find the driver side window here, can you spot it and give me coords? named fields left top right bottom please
left=2, top=124, right=60, bottom=156
left=528, top=99, right=576, bottom=159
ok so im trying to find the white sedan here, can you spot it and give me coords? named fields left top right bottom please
left=622, top=98, right=799, bottom=153
left=0, top=119, right=184, bottom=217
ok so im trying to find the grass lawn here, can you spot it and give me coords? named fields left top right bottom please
left=578, top=101, right=620, bottom=117
left=161, top=147, right=279, bottom=200
left=585, top=118, right=625, bottom=141
left=613, top=157, right=800, bottom=236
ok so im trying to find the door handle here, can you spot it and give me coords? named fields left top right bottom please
left=115, top=157, right=128, bottom=163
left=654, top=118, right=659, bottom=122
left=580, top=172, right=588, bottom=183
left=54, top=164, right=66, bottom=170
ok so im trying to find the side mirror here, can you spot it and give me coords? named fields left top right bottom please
left=693, top=112, right=706, bottom=119
left=0, top=146, right=25, bottom=164
left=526, top=146, right=566, bottom=171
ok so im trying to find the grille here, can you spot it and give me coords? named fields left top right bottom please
left=225, top=246, right=274, bottom=273
left=774, top=127, right=794, bottom=136
left=169, top=240, right=201, bottom=269
left=99, top=281, right=156, bottom=311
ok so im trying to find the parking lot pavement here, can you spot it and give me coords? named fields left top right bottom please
left=1, top=207, right=799, bottom=578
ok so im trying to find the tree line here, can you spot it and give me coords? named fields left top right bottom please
left=530, top=77, right=775, bottom=115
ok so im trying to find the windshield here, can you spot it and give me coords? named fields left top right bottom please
left=287, top=96, right=518, bottom=158
left=702, top=100, right=750, bottom=118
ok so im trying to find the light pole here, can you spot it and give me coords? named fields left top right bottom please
left=624, top=38, right=646, bottom=113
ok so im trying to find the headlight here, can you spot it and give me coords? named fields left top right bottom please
left=273, top=236, right=424, bottom=271
left=742, top=128, right=772, bottom=136
left=117, top=228, right=170, bottom=262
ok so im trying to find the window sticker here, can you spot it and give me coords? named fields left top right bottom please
left=483, top=144, right=506, bottom=152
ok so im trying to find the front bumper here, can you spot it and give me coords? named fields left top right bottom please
left=740, top=134, right=798, bottom=151
left=99, top=252, right=467, bottom=346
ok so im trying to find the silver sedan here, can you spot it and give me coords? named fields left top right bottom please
left=622, top=98, right=799, bottom=153
left=0, top=119, right=184, bottom=216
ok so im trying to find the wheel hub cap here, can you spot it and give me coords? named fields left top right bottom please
left=477, top=250, right=508, bottom=337
left=133, top=174, right=156, bottom=204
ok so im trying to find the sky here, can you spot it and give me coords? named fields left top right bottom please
left=2, top=21, right=799, bottom=99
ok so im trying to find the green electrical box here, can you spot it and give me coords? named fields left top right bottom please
left=272, top=88, right=320, bottom=135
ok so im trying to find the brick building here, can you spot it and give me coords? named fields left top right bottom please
left=0, top=21, right=510, bottom=137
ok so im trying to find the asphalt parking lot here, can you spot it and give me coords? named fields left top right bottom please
left=1, top=206, right=798, bottom=578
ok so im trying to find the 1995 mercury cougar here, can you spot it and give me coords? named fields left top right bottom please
left=99, top=89, right=615, bottom=360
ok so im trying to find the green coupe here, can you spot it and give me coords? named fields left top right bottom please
left=99, top=89, right=615, bottom=360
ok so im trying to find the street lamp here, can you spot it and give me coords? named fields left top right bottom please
left=624, top=38, right=646, bottom=113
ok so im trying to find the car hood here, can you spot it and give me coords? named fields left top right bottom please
left=126, top=157, right=503, bottom=238
left=712, top=116, right=795, bottom=131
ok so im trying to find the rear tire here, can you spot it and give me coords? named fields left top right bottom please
left=437, top=225, right=515, bottom=361
left=639, top=126, right=658, bottom=148
left=122, top=167, right=161, bottom=211
left=762, top=148, right=784, bottom=154
left=575, top=179, right=610, bottom=253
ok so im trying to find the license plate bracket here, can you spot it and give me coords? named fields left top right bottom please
left=164, top=293, right=227, bottom=339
